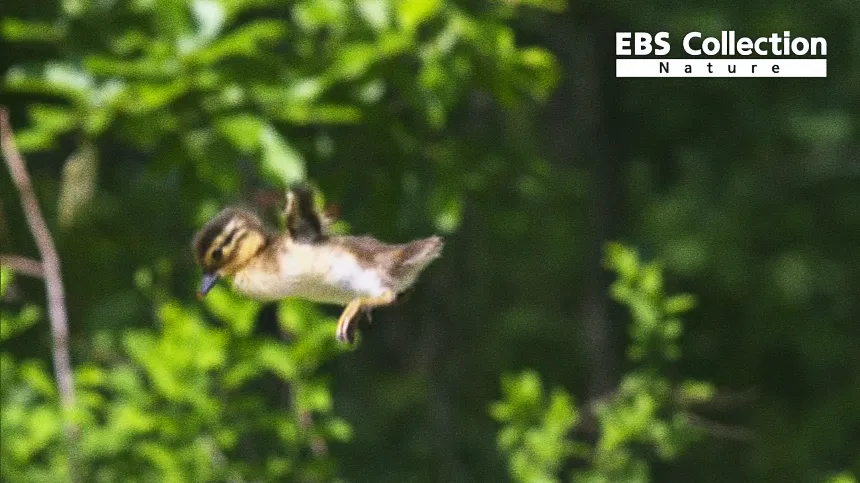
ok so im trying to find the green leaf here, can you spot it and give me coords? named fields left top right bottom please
left=639, top=263, right=663, bottom=296
left=517, top=47, right=560, bottom=101
left=0, top=267, right=12, bottom=295
left=58, top=142, right=99, bottom=228
left=203, top=286, right=260, bottom=336
left=0, top=305, right=42, bottom=341
left=430, top=187, right=463, bottom=233
left=30, top=104, right=78, bottom=134
left=260, top=124, right=305, bottom=185
left=295, top=379, right=333, bottom=412
left=826, top=473, right=858, bottom=483
left=604, top=242, right=640, bottom=280
left=327, top=43, right=379, bottom=81
left=215, top=113, right=265, bottom=153
left=258, top=341, right=299, bottom=380
left=293, top=0, right=348, bottom=32
left=2, top=18, right=63, bottom=42
left=678, top=381, right=715, bottom=404
left=4, top=64, right=90, bottom=104
left=397, top=0, right=441, bottom=31
left=190, top=20, right=287, bottom=64
left=789, top=111, right=852, bottom=143
left=277, top=299, right=324, bottom=335
left=511, top=0, right=567, bottom=13
left=326, top=417, right=353, bottom=442
left=191, top=0, right=226, bottom=41
left=545, top=389, right=577, bottom=434
left=125, top=81, right=187, bottom=111
left=664, top=294, right=696, bottom=315
left=75, top=365, right=106, bottom=387
left=357, top=0, right=390, bottom=31
left=14, top=104, right=79, bottom=151
left=20, top=361, right=57, bottom=397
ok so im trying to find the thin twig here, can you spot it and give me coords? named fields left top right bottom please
left=685, top=413, right=755, bottom=442
left=575, top=389, right=754, bottom=443
left=0, top=108, right=78, bottom=475
left=299, top=410, right=329, bottom=457
left=0, top=254, right=45, bottom=278
left=675, top=387, right=758, bottom=410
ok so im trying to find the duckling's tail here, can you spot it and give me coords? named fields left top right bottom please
left=393, top=236, right=444, bottom=288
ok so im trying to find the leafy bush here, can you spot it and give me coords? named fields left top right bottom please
left=491, top=244, right=715, bottom=483
left=1, top=0, right=561, bottom=480
left=2, top=268, right=350, bottom=482
left=3, top=0, right=558, bottom=196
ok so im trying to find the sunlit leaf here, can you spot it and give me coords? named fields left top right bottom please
left=358, top=0, right=390, bottom=31
left=430, top=187, right=463, bottom=233
left=2, top=18, right=64, bottom=42
left=215, top=113, right=265, bottom=153
left=0, top=267, right=12, bottom=296
left=0, top=306, right=42, bottom=342
left=260, top=124, right=306, bottom=185
left=192, top=0, right=226, bottom=41
left=678, top=381, right=714, bottom=404
left=190, top=20, right=287, bottom=64
left=397, top=0, right=441, bottom=31
left=58, top=142, right=99, bottom=228
left=203, top=286, right=260, bottom=336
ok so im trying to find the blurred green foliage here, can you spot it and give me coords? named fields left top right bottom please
left=1, top=0, right=564, bottom=480
left=1, top=0, right=859, bottom=481
left=1, top=268, right=42, bottom=341
left=2, top=266, right=351, bottom=481
left=492, top=245, right=712, bottom=483
left=2, top=0, right=558, bottom=196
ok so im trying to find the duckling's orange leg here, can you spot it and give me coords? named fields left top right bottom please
left=336, top=291, right=396, bottom=343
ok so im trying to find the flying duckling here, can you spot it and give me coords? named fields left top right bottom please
left=192, top=185, right=443, bottom=344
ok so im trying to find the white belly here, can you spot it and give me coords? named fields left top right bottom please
left=230, top=244, right=387, bottom=305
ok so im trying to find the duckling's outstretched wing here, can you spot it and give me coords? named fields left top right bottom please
left=285, top=185, right=328, bottom=243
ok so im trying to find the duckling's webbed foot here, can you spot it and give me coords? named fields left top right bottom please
left=335, top=291, right=396, bottom=344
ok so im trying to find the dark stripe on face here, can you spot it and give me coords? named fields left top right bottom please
left=195, top=222, right=227, bottom=264
left=222, top=227, right=239, bottom=248
left=222, top=232, right=249, bottom=263
left=193, top=207, right=268, bottom=270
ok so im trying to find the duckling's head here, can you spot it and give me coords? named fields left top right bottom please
left=192, top=207, right=269, bottom=298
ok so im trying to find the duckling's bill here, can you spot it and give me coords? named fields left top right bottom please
left=198, top=272, right=220, bottom=299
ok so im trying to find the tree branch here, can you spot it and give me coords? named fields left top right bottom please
left=685, top=413, right=754, bottom=442
left=0, top=108, right=78, bottom=475
left=0, top=254, right=45, bottom=278
left=574, top=388, right=755, bottom=445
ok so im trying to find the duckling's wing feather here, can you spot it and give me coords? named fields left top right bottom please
left=285, top=185, right=327, bottom=243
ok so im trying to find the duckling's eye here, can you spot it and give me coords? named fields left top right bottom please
left=212, top=247, right=223, bottom=262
